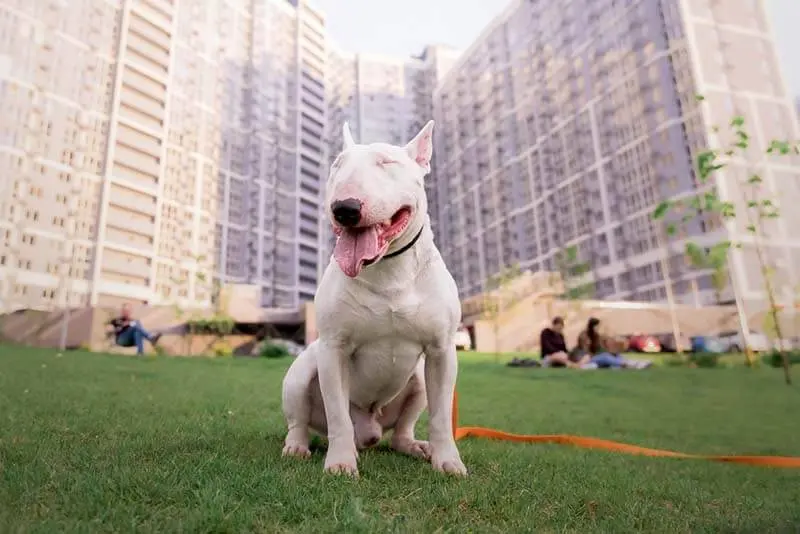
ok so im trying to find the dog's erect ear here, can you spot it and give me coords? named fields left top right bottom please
left=343, top=122, right=355, bottom=149
left=406, top=120, right=434, bottom=174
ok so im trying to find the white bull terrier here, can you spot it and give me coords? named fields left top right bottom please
left=281, top=120, right=467, bottom=477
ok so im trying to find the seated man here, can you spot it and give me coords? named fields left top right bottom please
left=540, top=316, right=592, bottom=369
left=577, top=317, right=651, bottom=369
left=108, top=303, right=161, bottom=356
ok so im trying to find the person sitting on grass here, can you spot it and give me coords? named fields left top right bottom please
left=577, top=317, right=651, bottom=369
left=107, top=303, right=161, bottom=356
left=540, top=316, right=593, bottom=369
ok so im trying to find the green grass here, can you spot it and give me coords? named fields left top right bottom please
left=1, top=346, right=800, bottom=533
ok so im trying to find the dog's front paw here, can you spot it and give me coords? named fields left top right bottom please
left=324, top=446, right=359, bottom=477
left=431, top=446, right=467, bottom=476
left=282, top=442, right=311, bottom=458
left=282, top=429, right=311, bottom=459
left=391, top=436, right=431, bottom=460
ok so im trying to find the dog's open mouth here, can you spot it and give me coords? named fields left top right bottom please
left=333, top=206, right=412, bottom=278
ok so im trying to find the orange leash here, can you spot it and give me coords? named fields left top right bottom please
left=451, top=391, right=800, bottom=468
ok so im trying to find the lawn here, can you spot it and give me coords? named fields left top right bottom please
left=1, top=346, right=800, bottom=533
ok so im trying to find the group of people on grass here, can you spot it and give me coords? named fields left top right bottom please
left=539, top=316, right=652, bottom=370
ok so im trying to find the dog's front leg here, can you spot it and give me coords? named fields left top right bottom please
left=317, top=340, right=359, bottom=476
left=423, top=341, right=467, bottom=475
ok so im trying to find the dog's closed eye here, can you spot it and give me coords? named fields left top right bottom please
left=376, top=155, right=399, bottom=166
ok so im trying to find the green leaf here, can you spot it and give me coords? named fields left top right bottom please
left=730, top=116, right=745, bottom=127
left=735, top=131, right=749, bottom=150
left=703, top=192, right=717, bottom=211
left=666, top=223, right=677, bottom=236
left=720, top=202, right=736, bottom=218
left=697, top=151, right=725, bottom=181
left=695, top=94, right=705, bottom=101
left=745, top=224, right=756, bottom=233
left=767, top=140, right=791, bottom=155
left=711, top=269, right=729, bottom=292
left=748, top=174, right=762, bottom=184
left=652, top=201, right=672, bottom=220
left=708, top=241, right=731, bottom=265
left=685, top=242, right=707, bottom=267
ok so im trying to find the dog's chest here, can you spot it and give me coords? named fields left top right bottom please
left=346, top=292, right=436, bottom=407
left=350, top=290, right=436, bottom=342
left=348, top=336, right=422, bottom=409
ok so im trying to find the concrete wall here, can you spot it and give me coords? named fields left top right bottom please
left=0, top=304, right=257, bottom=357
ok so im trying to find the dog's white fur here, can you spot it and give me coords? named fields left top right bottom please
left=281, top=120, right=467, bottom=476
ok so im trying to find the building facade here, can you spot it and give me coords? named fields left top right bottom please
left=214, top=0, right=328, bottom=309
left=0, top=0, right=329, bottom=312
left=432, top=0, right=800, bottom=313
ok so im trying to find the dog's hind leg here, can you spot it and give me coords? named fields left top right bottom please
left=281, top=342, right=318, bottom=458
left=385, top=361, right=431, bottom=460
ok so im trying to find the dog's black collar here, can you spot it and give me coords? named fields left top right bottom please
left=383, top=226, right=424, bottom=259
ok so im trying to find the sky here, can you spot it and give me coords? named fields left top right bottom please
left=312, top=0, right=800, bottom=97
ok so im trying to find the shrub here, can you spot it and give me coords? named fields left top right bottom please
left=744, top=354, right=762, bottom=368
left=689, top=353, right=720, bottom=368
left=259, top=341, right=291, bottom=359
left=664, top=355, right=688, bottom=367
left=762, top=350, right=800, bottom=369
left=186, top=315, right=235, bottom=336
left=212, top=341, right=233, bottom=358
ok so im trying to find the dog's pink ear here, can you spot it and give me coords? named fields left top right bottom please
left=406, top=120, right=434, bottom=173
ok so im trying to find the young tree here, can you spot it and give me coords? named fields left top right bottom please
left=684, top=242, right=730, bottom=305
left=547, top=245, right=595, bottom=347
left=653, top=110, right=796, bottom=384
left=482, top=263, right=522, bottom=361
left=553, top=245, right=594, bottom=301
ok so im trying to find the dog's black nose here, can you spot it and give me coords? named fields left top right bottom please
left=331, top=198, right=362, bottom=227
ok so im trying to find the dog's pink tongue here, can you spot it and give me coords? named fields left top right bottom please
left=333, top=226, right=380, bottom=277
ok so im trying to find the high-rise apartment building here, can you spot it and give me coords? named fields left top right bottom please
left=214, top=0, right=328, bottom=309
left=433, top=0, right=800, bottom=315
left=0, top=0, right=329, bottom=312
left=0, top=0, right=200, bottom=312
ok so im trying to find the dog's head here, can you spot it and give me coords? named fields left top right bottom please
left=325, top=120, right=434, bottom=278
